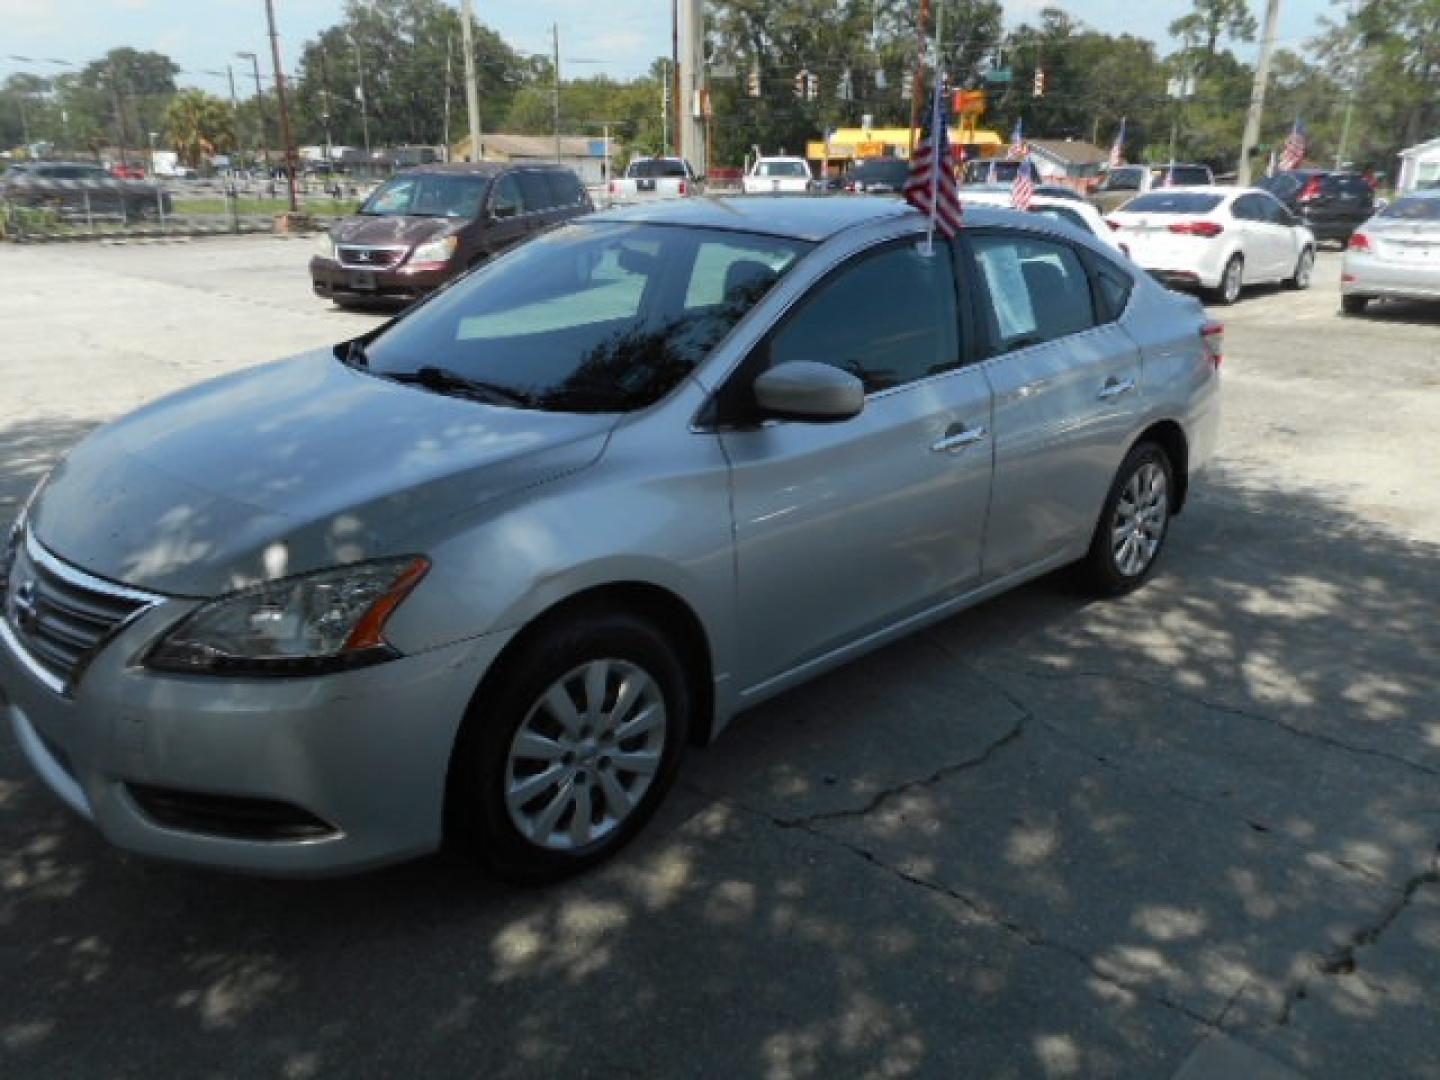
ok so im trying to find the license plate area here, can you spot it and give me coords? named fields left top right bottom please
left=349, top=270, right=377, bottom=290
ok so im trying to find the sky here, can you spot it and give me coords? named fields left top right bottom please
left=1, top=0, right=1338, bottom=90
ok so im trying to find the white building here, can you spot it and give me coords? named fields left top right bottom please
left=449, top=133, right=610, bottom=186
left=1397, top=137, right=1440, bottom=193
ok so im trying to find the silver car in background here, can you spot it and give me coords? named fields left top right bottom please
left=1, top=198, right=1220, bottom=882
left=1341, top=191, right=1440, bottom=315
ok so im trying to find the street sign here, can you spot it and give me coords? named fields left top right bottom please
left=984, top=68, right=1012, bottom=84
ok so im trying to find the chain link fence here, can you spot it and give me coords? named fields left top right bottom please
left=1, top=175, right=381, bottom=242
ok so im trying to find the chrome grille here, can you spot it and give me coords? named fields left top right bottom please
left=1, top=533, right=157, bottom=694
left=336, top=245, right=407, bottom=268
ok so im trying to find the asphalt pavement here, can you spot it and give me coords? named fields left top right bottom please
left=1, top=237, right=1437, bottom=1079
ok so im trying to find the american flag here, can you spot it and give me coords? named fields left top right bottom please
left=1011, top=157, right=1036, bottom=211
left=1009, top=118, right=1026, bottom=159
left=1279, top=119, right=1306, bottom=171
left=902, top=79, right=964, bottom=238
left=1109, top=118, right=1126, bottom=168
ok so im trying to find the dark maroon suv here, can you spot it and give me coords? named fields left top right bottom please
left=310, top=162, right=592, bottom=307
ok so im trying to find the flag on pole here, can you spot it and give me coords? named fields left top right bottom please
left=1011, top=156, right=1036, bottom=210
left=1009, top=118, right=1026, bottom=159
left=1278, top=118, right=1306, bottom=171
left=1109, top=118, right=1126, bottom=168
left=902, top=76, right=964, bottom=239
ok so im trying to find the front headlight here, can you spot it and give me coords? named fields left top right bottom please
left=145, top=556, right=428, bottom=675
left=409, top=234, right=458, bottom=265
left=315, top=231, right=336, bottom=259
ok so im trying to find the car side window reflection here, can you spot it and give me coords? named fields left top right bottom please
left=767, top=241, right=961, bottom=393
left=970, top=234, right=1096, bottom=351
left=490, top=174, right=522, bottom=217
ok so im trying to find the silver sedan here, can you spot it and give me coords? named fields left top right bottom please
left=1, top=198, right=1221, bottom=881
left=1341, top=191, right=1440, bottom=314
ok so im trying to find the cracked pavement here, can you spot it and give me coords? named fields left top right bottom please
left=2, top=240, right=1439, bottom=1078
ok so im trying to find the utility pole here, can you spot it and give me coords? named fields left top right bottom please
left=552, top=23, right=562, bottom=162
left=237, top=51, right=267, bottom=163
left=318, top=44, right=334, bottom=164
left=661, top=60, right=669, bottom=154
left=670, top=0, right=681, bottom=157
left=350, top=34, right=370, bottom=162
left=677, top=0, right=706, bottom=175
left=264, top=0, right=300, bottom=213
left=908, top=0, right=931, bottom=154
left=459, top=0, right=482, bottom=161
left=1237, top=0, right=1282, bottom=186
left=225, top=64, right=242, bottom=170
left=442, top=31, right=453, bottom=159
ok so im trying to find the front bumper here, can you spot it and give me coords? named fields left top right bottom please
left=309, top=256, right=453, bottom=304
left=1, top=595, right=508, bottom=876
left=1341, top=252, right=1440, bottom=302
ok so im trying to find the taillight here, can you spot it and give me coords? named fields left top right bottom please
left=1106, top=219, right=1121, bottom=231
left=1201, top=321, right=1224, bottom=369
left=607, top=180, right=616, bottom=194
left=1299, top=176, right=1322, bottom=201
left=1169, top=221, right=1224, bottom=238
left=677, top=179, right=687, bottom=196
left=1348, top=231, right=1371, bottom=252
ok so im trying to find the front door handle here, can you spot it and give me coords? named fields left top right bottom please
left=931, top=425, right=989, bottom=453
left=1098, top=377, right=1136, bottom=401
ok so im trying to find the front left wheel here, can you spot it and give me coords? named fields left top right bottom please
left=446, top=611, right=690, bottom=883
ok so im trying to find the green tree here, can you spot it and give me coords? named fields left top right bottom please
left=1168, top=0, right=1258, bottom=64
left=164, top=90, right=237, bottom=168
left=79, top=48, right=180, bottom=153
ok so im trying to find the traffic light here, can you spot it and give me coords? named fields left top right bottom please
left=838, top=69, right=853, bottom=101
left=875, top=67, right=887, bottom=90
left=794, top=68, right=807, bottom=98
left=747, top=65, right=760, bottom=98
left=806, top=72, right=819, bottom=100
left=901, top=70, right=913, bottom=100
left=1032, top=67, right=1046, bottom=98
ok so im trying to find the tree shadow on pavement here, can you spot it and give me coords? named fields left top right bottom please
left=0, top=417, right=99, bottom=528
left=1, top=430, right=1438, bottom=1077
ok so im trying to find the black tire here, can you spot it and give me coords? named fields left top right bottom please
left=446, top=611, right=690, bottom=883
left=1341, top=294, right=1370, bottom=317
left=1076, top=441, right=1176, bottom=597
left=1287, top=247, right=1315, bottom=290
left=1211, top=255, right=1244, bottom=305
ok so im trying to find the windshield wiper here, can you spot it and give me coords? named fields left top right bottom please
left=387, top=366, right=535, bottom=408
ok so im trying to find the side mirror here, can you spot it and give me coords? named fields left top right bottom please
left=753, top=362, right=864, bottom=422
left=490, top=203, right=518, bottom=220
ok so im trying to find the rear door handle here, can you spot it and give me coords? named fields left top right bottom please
left=1098, top=377, right=1136, bottom=401
left=931, top=425, right=989, bottom=453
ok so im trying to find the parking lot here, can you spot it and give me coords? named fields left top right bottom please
left=1, top=236, right=1438, bottom=1078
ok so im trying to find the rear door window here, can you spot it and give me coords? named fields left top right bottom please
left=969, top=234, right=1097, bottom=351
left=489, top=174, right=522, bottom=217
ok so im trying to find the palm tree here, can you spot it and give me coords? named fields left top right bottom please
left=164, top=90, right=237, bottom=169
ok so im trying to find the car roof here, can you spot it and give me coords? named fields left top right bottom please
left=397, top=162, right=504, bottom=177
left=590, top=195, right=1069, bottom=243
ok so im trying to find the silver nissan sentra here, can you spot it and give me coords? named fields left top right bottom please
left=1, top=198, right=1220, bottom=881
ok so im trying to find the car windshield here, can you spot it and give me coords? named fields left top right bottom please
left=628, top=159, right=687, bottom=178
left=757, top=161, right=809, bottom=177
left=1102, top=166, right=1145, bottom=191
left=359, top=222, right=811, bottom=413
left=1379, top=197, right=1440, bottom=221
left=1258, top=173, right=1302, bottom=196
left=1031, top=205, right=1093, bottom=234
left=1164, top=166, right=1212, bottom=186
left=1123, top=193, right=1224, bottom=213
left=964, top=161, right=1020, bottom=183
left=360, top=174, right=489, bottom=218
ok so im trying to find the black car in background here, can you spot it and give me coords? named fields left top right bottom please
left=845, top=158, right=911, bottom=194
left=1257, top=170, right=1374, bottom=245
left=2, top=161, right=173, bottom=220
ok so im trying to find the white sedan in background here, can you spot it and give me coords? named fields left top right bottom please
left=959, top=185, right=1128, bottom=255
left=743, top=157, right=813, bottom=195
left=1107, top=187, right=1316, bottom=304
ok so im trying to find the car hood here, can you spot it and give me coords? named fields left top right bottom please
left=328, top=214, right=467, bottom=247
left=29, top=352, right=615, bottom=597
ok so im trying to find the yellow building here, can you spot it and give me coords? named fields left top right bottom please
left=805, top=125, right=1002, bottom=173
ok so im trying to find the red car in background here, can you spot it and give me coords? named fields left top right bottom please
left=109, top=163, right=145, bottom=180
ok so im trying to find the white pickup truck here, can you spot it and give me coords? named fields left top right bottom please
left=742, top=156, right=814, bottom=195
left=607, top=157, right=699, bottom=203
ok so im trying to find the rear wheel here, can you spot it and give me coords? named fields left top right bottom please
left=1077, top=442, right=1175, bottom=597
left=1341, top=294, right=1370, bottom=316
left=447, top=612, right=690, bottom=883
left=1287, top=247, right=1314, bottom=290
left=1212, top=255, right=1244, bottom=305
